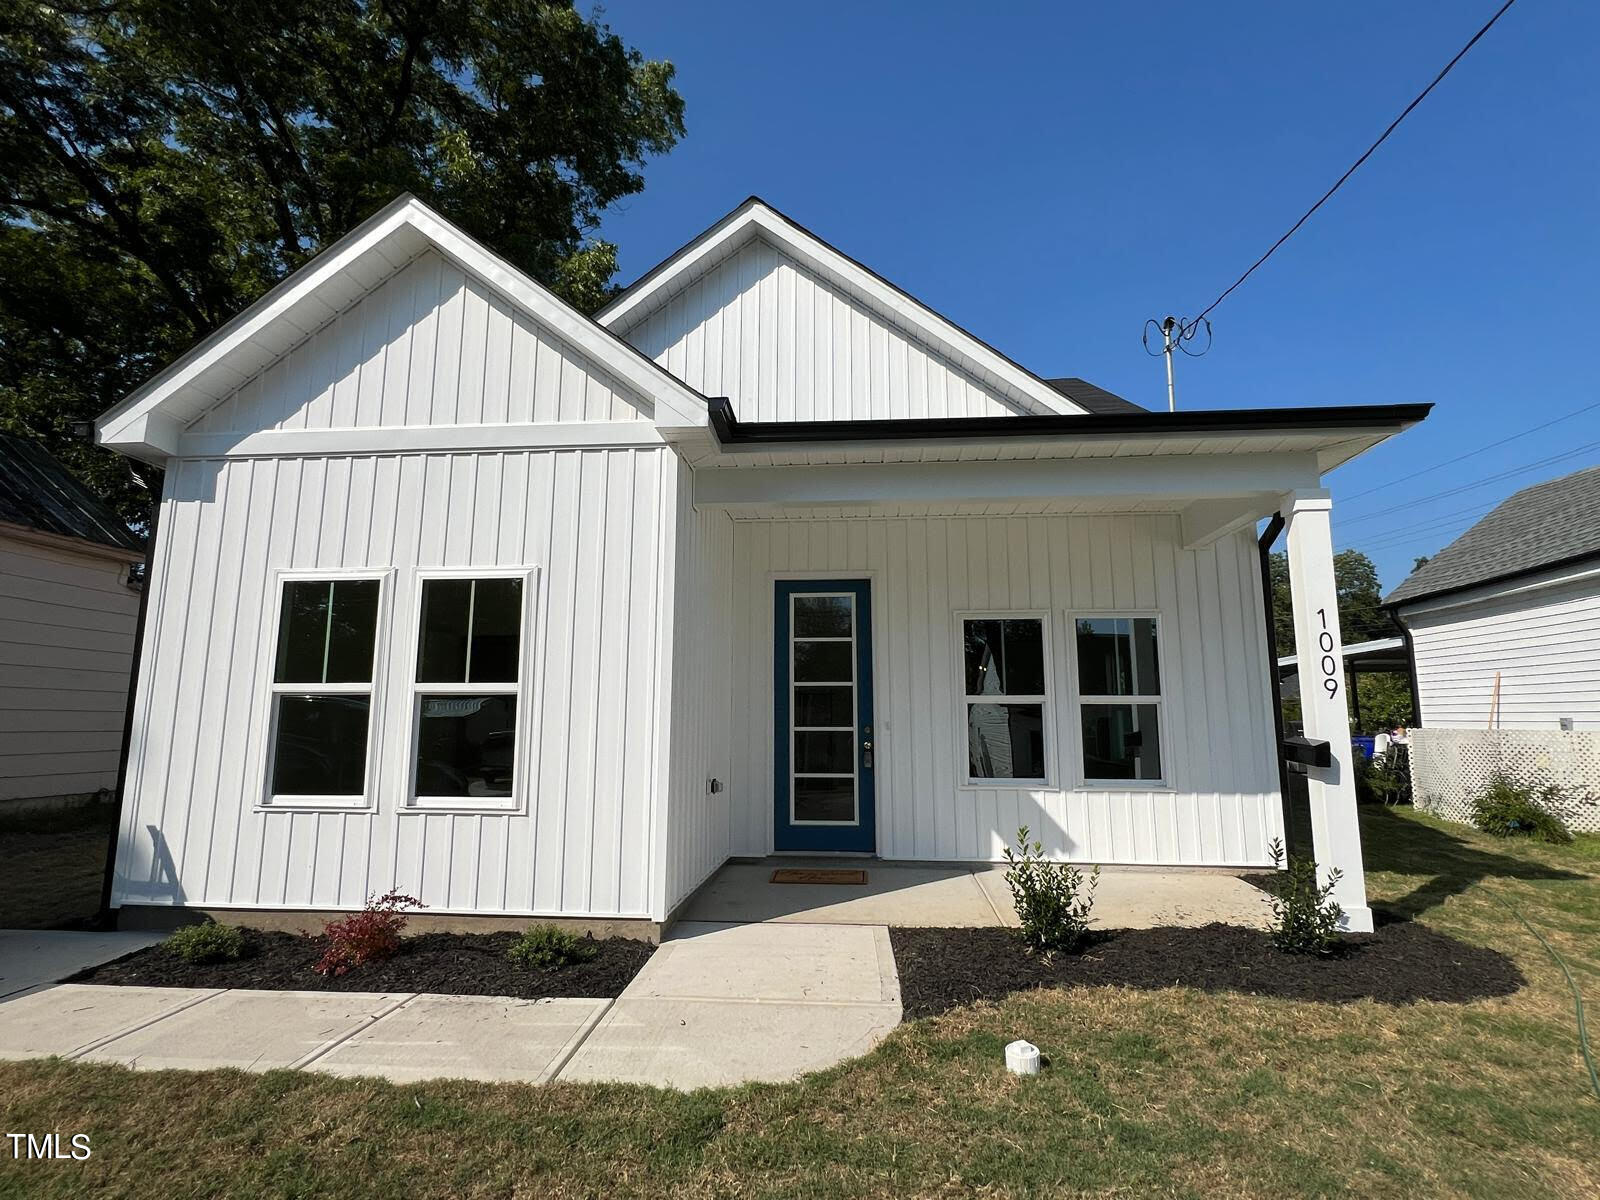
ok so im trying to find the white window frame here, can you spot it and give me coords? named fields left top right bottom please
left=401, top=566, right=540, bottom=814
left=257, top=568, right=395, bottom=813
left=1068, top=609, right=1170, bottom=790
left=957, top=610, right=1053, bottom=788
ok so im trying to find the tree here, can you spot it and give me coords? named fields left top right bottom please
left=1269, top=547, right=1411, bottom=730
left=1268, top=548, right=1398, bottom=653
left=0, top=0, right=685, bottom=524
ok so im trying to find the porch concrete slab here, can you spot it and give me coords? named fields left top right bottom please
left=0, top=983, right=221, bottom=1060
left=0, top=930, right=164, bottom=999
left=309, top=995, right=611, bottom=1084
left=971, top=866, right=1271, bottom=930
left=630, top=921, right=899, bottom=1004
left=677, top=862, right=1003, bottom=927
left=80, top=989, right=411, bottom=1073
left=557, top=996, right=901, bottom=1089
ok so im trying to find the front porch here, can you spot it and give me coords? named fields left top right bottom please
left=672, top=859, right=1273, bottom=930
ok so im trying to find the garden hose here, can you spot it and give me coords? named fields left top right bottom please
left=1487, top=890, right=1599, bottom=1102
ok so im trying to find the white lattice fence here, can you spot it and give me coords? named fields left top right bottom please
left=1410, top=728, right=1600, bottom=833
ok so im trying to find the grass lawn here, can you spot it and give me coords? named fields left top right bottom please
left=2, top=805, right=1596, bottom=1199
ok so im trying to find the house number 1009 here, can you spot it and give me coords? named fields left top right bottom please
left=1315, top=608, right=1340, bottom=698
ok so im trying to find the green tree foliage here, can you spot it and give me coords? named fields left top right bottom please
left=0, top=0, right=685, bottom=524
left=1269, top=548, right=1412, bottom=730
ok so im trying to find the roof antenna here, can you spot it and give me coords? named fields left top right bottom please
left=1143, top=316, right=1212, bottom=411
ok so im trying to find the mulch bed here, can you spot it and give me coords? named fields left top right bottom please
left=889, top=921, right=1525, bottom=1019
left=69, top=929, right=654, bottom=999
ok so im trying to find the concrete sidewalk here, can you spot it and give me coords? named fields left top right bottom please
left=0, top=922, right=903, bottom=1089
left=0, top=930, right=163, bottom=999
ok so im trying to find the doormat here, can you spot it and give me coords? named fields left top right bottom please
left=770, top=868, right=868, bottom=885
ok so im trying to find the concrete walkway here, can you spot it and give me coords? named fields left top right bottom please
left=0, top=930, right=163, bottom=998
left=0, top=921, right=902, bottom=1089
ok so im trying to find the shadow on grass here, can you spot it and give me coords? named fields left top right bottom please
left=1355, top=804, right=1589, bottom=922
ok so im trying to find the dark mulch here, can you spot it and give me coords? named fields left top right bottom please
left=889, top=921, right=1525, bottom=1019
left=69, top=929, right=654, bottom=999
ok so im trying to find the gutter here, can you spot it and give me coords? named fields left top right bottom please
left=98, top=488, right=161, bottom=925
left=1257, top=514, right=1293, bottom=833
left=706, top=395, right=1432, bottom=446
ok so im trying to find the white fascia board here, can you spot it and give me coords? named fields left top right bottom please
left=97, top=195, right=707, bottom=461
left=696, top=451, right=1321, bottom=510
left=598, top=200, right=1086, bottom=417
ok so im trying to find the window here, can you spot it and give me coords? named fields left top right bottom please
left=408, top=576, right=526, bottom=808
left=1075, top=615, right=1164, bottom=783
left=267, top=578, right=383, bottom=806
left=962, top=616, right=1048, bottom=783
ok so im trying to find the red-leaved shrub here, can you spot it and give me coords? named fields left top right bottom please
left=313, top=889, right=423, bottom=977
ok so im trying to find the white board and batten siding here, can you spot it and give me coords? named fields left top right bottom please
left=0, top=531, right=140, bottom=802
left=1403, top=561, right=1600, bottom=731
left=112, top=246, right=679, bottom=918
left=727, top=514, right=1284, bottom=867
left=617, top=236, right=1034, bottom=423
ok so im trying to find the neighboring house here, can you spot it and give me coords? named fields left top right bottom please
left=0, top=433, right=145, bottom=806
left=95, top=194, right=1429, bottom=934
left=1386, top=464, right=1600, bottom=830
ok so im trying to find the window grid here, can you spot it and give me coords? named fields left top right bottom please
left=789, top=592, right=859, bottom=826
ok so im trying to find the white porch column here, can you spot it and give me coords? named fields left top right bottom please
left=1281, top=488, right=1373, bottom=932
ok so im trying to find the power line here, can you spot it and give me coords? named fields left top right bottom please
left=1180, top=0, right=1520, bottom=335
left=1340, top=398, right=1600, bottom=503
left=1336, top=440, right=1600, bottom=527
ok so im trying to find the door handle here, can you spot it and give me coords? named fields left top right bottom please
left=861, top=739, right=873, bottom=769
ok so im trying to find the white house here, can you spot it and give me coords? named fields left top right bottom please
left=0, top=433, right=145, bottom=806
left=95, top=195, right=1428, bottom=935
left=1387, top=464, right=1600, bottom=830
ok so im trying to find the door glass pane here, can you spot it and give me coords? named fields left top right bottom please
left=794, top=731, right=853, bottom=774
left=967, top=702, right=1045, bottom=780
left=1080, top=703, right=1162, bottom=780
left=271, top=695, right=371, bottom=795
left=467, top=579, right=522, bottom=683
left=418, top=579, right=472, bottom=682
left=795, top=685, right=853, bottom=727
left=794, top=777, right=855, bottom=823
left=794, top=640, right=853, bottom=682
left=793, top=595, right=853, bottom=637
left=414, top=694, right=517, bottom=797
left=1076, top=617, right=1160, bottom=696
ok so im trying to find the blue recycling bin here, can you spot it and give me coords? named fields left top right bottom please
left=1351, top=735, right=1375, bottom=761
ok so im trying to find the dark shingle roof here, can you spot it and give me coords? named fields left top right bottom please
left=1044, top=377, right=1147, bottom=415
left=1384, top=463, right=1600, bottom=607
left=0, top=432, right=144, bottom=554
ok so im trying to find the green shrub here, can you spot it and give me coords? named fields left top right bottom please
left=1264, top=839, right=1344, bottom=956
left=507, top=924, right=599, bottom=970
left=1002, top=826, right=1099, bottom=955
left=1469, top=774, right=1573, bottom=844
left=1355, top=747, right=1411, bottom=806
left=163, top=922, right=246, bottom=964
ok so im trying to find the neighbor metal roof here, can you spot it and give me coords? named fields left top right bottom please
left=1384, top=462, right=1600, bottom=607
left=0, top=432, right=144, bottom=553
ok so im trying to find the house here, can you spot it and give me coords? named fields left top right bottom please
left=1386, top=464, right=1600, bottom=829
left=94, top=195, right=1429, bottom=935
left=0, top=433, right=145, bottom=806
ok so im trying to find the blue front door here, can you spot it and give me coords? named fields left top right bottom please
left=774, top=580, right=876, bottom=853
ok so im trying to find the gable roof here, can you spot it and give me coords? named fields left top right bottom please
left=1385, top=463, right=1600, bottom=607
left=0, top=432, right=144, bottom=555
left=597, top=197, right=1091, bottom=418
left=1045, top=377, right=1146, bottom=415
left=97, top=194, right=711, bottom=462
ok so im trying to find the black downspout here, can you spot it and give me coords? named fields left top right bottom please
left=98, top=483, right=162, bottom=927
left=1258, top=514, right=1292, bottom=834
left=1391, top=607, right=1424, bottom=728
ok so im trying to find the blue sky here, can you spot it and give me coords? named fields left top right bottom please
left=594, top=1, right=1598, bottom=592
